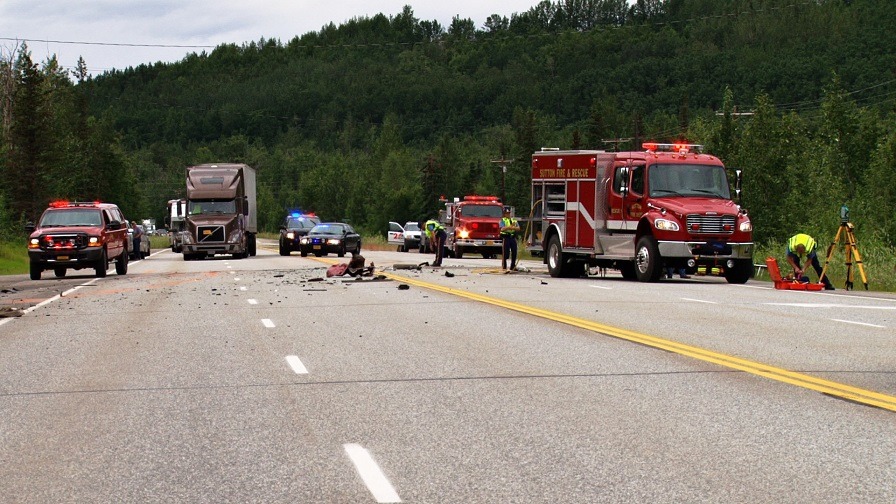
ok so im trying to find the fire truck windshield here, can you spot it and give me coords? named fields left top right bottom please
left=648, top=164, right=730, bottom=199
left=460, top=205, right=503, bottom=218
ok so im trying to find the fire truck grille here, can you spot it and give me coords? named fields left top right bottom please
left=686, top=215, right=735, bottom=235
left=197, top=225, right=225, bottom=242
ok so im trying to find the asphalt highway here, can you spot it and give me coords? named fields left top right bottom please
left=1, top=243, right=894, bottom=503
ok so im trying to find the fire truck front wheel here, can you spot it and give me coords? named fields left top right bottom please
left=724, top=259, right=753, bottom=284
left=547, top=235, right=565, bottom=278
left=635, top=236, right=663, bottom=282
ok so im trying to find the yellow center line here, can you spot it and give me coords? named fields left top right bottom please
left=381, top=270, right=896, bottom=412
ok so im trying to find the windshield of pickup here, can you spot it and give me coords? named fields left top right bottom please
left=648, top=164, right=731, bottom=199
left=40, top=209, right=103, bottom=227
left=188, top=200, right=236, bottom=215
left=459, top=205, right=503, bottom=218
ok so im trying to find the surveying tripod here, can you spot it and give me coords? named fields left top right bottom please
left=819, top=205, right=868, bottom=291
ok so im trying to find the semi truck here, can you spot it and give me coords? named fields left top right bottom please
left=182, top=163, right=257, bottom=260
left=527, top=144, right=754, bottom=282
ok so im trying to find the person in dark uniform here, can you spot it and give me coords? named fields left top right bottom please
left=499, top=207, right=520, bottom=271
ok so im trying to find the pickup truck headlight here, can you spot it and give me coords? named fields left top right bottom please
left=739, top=220, right=753, bottom=232
left=88, top=236, right=100, bottom=246
left=654, top=219, right=679, bottom=231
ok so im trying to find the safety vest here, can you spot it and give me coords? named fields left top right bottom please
left=500, top=217, right=518, bottom=236
left=787, top=234, right=816, bottom=255
left=424, top=219, right=444, bottom=238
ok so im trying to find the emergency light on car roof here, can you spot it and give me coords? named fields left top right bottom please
left=290, top=211, right=316, bottom=218
left=49, top=200, right=102, bottom=208
left=642, top=143, right=704, bottom=155
left=463, top=195, right=500, bottom=202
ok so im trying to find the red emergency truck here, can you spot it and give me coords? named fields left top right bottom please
left=423, top=195, right=506, bottom=258
left=527, top=144, right=754, bottom=282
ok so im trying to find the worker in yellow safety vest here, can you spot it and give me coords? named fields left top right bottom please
left=424, top=219, right=447, bottom=267
left=499, top=207, right=520, bottom=271
left=786, top=233, right=834, bottom=290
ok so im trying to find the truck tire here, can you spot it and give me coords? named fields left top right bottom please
left=95, top=249, right=108, bottom=278
left=248, top=235, right=257, bottom=257
left=54, top=267, right=66, bottom=278
left=618, top=262, right=637, bottom=280
left=547, top=235, right=564, bottom=278
left=115, top=250, right=128, bottom=275
left=725, top=259, right=753, bottom=284
left=29, top=263, right=41, bottom=280
left=634, top=236, right=662, bottom=282
left=455, top=247, right=464, bottom=259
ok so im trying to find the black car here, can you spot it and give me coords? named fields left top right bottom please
left=299, top=223, right=361, bottom=257
left=279, top=214, right=321, bottom=255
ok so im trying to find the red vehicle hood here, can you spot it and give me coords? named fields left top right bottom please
left=650, top=197, right=740, bottom=217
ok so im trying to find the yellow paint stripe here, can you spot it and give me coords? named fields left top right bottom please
left=383, top=270, right=896, bottom=412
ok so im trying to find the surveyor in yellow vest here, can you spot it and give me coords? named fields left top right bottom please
left=786, top=233, right=834, bottom=290
left=499, top=207, right=520, bottom=271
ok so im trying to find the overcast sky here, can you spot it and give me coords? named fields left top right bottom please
left=0, top=1, right=540, bottom=75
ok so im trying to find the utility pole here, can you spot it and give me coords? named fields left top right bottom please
left=490, top=157, right=514, bottom=204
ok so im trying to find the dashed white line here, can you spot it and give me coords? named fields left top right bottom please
left=589, top=285, right=612, bottom=290
left=681, top=297, right=717, bottom=305
left=248, top=299, right=258, bottom=305
left=831, top=319, right=886, bottom=328
left=285, top=355, right=308, bottom=374
left=261, top=319, right=275, bottom=328
left=344, top=443, right=401, bottom=503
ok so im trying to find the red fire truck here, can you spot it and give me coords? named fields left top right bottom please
left=526, top=144, right=754, bottom=282
left=423, top=195, right=506, bottom=258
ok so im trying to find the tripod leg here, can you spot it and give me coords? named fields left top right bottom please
left=819, top=226, right=843, bottom=285
left=844, top=244, right=854, bottom=290
left=846, top=228, right=869, bottom=290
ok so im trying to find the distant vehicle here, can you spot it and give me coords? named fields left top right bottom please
left=128, top=226, right=150, bottom=259
left=25, top=200, right=129, bottom=280
left=165, top=198, right=187, bottom=252
left=387, top=221, right=405, bottom=251
left=182, top=163, right=257, bottom=260
left=299, top=223, right=361, bottom=257
left=279, top=213, right=321, bottom=255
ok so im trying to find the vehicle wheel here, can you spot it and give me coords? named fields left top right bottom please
left=635, top=236, right=662, bottom=282
left=143, top=246, right=150, bottom=259
left=248, top=235, right=257, bottom=257
left=315, top=252, right=324, bottom=257
left=337, top=245, right=346, bottom=258
left=725, top=259, right=753, bottom=284
left=355, top=243, right=362, bottom=255
left=30, top=263, right=42, bottom=280
left=95, top=249, right=108, bottom=278
left=618, top=262, right=637, bottom=280
left=547, top=235, right=565, bottom=278
left=455, top=247, right=464, bottom=259
left=300, top=250, right=308, bottom=257
left=279, top=240, right=289, bottom=256
left=115, top=250, right=128, bottom=275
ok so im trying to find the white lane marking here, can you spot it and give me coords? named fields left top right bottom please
left=766, top=303, right=896, bottom=310
left=0, top=279, right=99, bottom=326
left=589, top=285, right=612, bottom=290
left=681, top=297, right=717, bottom=305
left=248, top=299, right=258, bottom=305
left=261, top=319, right=275, bottom=328
left=285, top=355, right=308, bottom=374
left=343, top=444, right=401, bottom=503
left=831, top=319, right=886, bottom=329
left=239, top=286, right=247, bottom=291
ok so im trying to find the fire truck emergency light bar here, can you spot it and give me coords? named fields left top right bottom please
left=642, top=143, right=704, bottom=154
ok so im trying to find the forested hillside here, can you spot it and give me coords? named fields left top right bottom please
left=2, top=0, right=895, bottom=249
